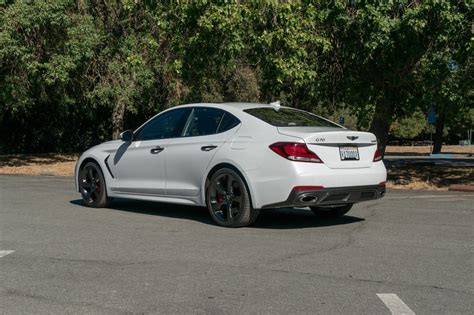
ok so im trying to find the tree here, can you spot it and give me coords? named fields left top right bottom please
left=326, top=1, right=471, bottom=155
left=0, top=1, right=471, bottom=154
left=0, top=0, right=102, bottom=152
left=415, top=0, right=472, bottom=153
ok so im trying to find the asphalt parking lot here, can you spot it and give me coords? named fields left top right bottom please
left=1, top=175, right=473, bottom=314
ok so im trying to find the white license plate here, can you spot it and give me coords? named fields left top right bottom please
left=339, top=146, right=359, bottom=160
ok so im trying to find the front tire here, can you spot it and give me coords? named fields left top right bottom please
left=310, top=204, right=353, bottom=219
left=206, top=168, right=259, bottom=227
left=79, top=162, right=110, bottom=208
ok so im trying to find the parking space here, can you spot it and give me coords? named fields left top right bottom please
left=1, top=175, right=473, bottom=314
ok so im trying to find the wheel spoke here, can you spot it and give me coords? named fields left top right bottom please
left=87, top=167, right=94, bottom=182
left=83, top=188, right=92, bottom=201
left=232, top=194, right=243, bottom=204
left=210, top=199, right=223, bottom=212
left=226, top=175, right=234, bottom=194
left=226, top=203, right=233, bottom=220
left=81, top=180, right=91, bottom=190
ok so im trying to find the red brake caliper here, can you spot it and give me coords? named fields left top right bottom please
left=216, top=193, right=224, bottom=203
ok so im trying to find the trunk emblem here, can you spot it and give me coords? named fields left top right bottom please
left=347, top=136, right=359, bottom=141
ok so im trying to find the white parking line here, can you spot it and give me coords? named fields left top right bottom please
left=386, top=194, right=473, bottom=199
left=377, top=293, right=415, bottom=315
left=0, top=250, right=15, bottom=258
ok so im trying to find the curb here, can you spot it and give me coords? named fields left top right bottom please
left=448, top=184, right=474, bottom=192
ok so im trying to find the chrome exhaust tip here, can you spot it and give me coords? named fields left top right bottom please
left=299, top=194, right=318, bottom=204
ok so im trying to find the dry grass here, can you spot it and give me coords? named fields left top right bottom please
left=0, top=154, right=78, bottom=176
left=0, top=152, right=473, bottom=191
left=386, top=145, right=474, bottom=156
left=386, top=165, right=473, bottom=191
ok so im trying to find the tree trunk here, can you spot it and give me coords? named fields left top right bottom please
left=369, top=99, right=394, bottom=156
left=111, top=99, right=126, bottom=140
left=432, top=112, right=445, bottom=154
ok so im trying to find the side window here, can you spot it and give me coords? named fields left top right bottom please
left=217, top=113, right=240, bottom=133
left=135, top=108, right=189, bottom=141
left=184, top=108, right=224, bottom=137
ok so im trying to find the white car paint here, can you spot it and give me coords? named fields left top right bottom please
left=75, top=103, right=387, bottom=209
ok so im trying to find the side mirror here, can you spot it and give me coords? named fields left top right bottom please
left=120, top=130, right=133, bottom=142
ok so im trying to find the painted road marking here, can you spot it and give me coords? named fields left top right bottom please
left=386, top=194, right=474, bottom=199
left=377, top=293, right=415, bottom=315
left=0, top=250, right=15, bottom=258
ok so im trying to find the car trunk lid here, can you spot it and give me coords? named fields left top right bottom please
left=277, top=127, right=377, bottom=169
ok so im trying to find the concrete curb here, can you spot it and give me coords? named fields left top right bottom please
left=448, top=184, right=474, bottom=192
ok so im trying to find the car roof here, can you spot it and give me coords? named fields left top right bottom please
left=174, top=102, right=276, bottom=111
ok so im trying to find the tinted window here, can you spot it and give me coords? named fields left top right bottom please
left=184, top=108, right=224, bottom=137
left=135, top=108, right=190, bottom=141
left=217, top=113, right=240, bottom=133
left=244, top=107, right=341, bottom=128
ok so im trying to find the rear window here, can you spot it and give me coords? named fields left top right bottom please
left=244, top=107, right=341, bottom=128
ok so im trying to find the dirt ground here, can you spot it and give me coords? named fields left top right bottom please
left=0, top=154, right=78, bottom=177
left=1, top=147, right=473, bottom=191
left=386, top=165, right=473, bottom=191
left=386, top=145, right=473, bottom=156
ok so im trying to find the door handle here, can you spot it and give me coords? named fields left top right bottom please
left=150, top=146, right=164, bottom=154
left=201, top=145, right=218, bottom=152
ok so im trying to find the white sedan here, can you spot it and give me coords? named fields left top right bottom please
left=75, top=103, right=386, bottom=227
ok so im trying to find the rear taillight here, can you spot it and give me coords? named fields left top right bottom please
left=269, top=142, right=323, bottom=163
left=373, top=148, right=383, bottom=162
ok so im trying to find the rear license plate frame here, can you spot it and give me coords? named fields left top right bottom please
left=339, top=146, right=360, bottom=161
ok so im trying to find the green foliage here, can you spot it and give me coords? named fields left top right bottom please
left=0, top=1, right=471, bottom=153
left=390, top=110, right=428, bottom=139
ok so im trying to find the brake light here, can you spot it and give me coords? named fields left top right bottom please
left=373, top=148, right=383, bottom=162
left=269, top=142, right=323, bottom=163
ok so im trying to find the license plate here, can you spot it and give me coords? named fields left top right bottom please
left=339, top=146, right=359, bottom=160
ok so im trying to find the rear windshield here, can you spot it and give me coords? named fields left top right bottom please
left=244, top=107, right=341, bottom=128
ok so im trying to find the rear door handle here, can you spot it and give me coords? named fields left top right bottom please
left=201, top=145, right=218, bottom=152
left=150, top=146, right=164, bottom=154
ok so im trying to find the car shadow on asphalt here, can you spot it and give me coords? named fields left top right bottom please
left=70, top=199, right=364, bottom=229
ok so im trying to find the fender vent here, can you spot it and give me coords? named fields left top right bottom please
left=104, top=155, right=114, bottom=178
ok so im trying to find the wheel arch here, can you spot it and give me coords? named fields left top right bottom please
left=203, top=162, right=257, bottom=209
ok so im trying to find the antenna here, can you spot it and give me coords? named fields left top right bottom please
left=270, top=100, right=281, bottom=108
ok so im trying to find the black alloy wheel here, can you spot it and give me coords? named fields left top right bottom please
left=206, top=168, right=259, bottom=227
left=79, top=162, right=110, bottom=208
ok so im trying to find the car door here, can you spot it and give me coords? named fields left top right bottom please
left=113, top=107, right=191, bottom=196
left=165, top=108, right=241, bottom=197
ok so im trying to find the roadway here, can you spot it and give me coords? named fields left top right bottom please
left=1, top=175, right=473, bottom=314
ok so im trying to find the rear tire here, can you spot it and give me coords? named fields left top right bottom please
left=79, top=162, right=110, bottom=208
left=310, top=204, right=353, bottom=219
left=206, top=168, right=259, bottom=227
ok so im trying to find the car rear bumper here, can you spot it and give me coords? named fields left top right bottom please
left=261, top=184, right=386, bottom=209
